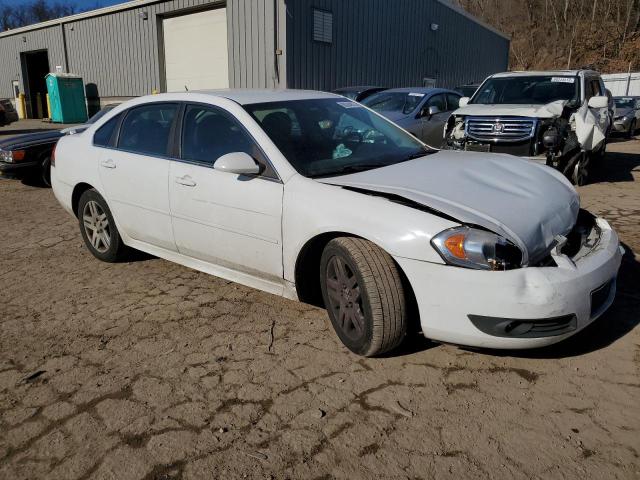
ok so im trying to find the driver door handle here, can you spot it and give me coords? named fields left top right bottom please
left=175, top=175, right=196, bottom=187
left=100, top=159, right=116, bottom=169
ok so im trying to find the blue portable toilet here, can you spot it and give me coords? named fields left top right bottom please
left=46, top=73, right=88, bottom=124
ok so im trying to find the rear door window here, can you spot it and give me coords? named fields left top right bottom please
left=117, top=104, right=178, bottom=156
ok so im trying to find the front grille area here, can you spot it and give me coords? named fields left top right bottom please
left=465, top=141, right=534, bottom=156
left=468, top=314, right=577, bottom=338
left=466, top=116, right=538, bottom=143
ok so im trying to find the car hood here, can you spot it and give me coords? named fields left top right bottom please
left=452, top=100, right=567, bottom=118
left=317, top=150, right=580, bottom=265
left=0, top=129, right=63, bottom=149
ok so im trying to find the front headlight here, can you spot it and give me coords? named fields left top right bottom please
left=431, top=226, right=522, bottom=270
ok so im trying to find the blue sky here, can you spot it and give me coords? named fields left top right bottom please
left=1, top=0, right=129, bottom=10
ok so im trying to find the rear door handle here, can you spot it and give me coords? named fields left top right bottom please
left=175, top=175, right=196, bottom=187
left=100, top=159, right=116, bottom=169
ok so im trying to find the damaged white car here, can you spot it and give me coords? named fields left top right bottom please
left=51, top=90, right=622, bottom=357
left=444, top=70, right=612, bottom=185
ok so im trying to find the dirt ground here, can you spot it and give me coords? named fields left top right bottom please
left=0, top=129, right=639, bottom=479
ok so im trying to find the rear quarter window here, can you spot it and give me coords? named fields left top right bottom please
left=93, top=113, right=123, bottom=147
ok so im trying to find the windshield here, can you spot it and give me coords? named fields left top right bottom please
left=244, top=98, right=429, bottom=178
left=471, top=76, right=581, bottom=105
left=614, top=98, right=635, bottom=109
left=362, top=91, right=424, bottom=114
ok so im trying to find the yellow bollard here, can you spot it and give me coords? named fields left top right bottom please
left=46, top=93, right=52, bottom=120
left=36, top=92, right=43, bottom=119
left=17, top=93, right=26, bottom=119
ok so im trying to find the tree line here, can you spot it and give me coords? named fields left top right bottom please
left=0, top=0, right=102, bottom=31
left=454, top=0, right=640, bottom=73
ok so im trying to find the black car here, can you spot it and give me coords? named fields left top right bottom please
left=0, top=99, right=19, bottom=126
left=331, top=86, right=387, bottom=102
left=0, top=104, right=118, bottom=186
left=454, top=84, right=480, bottom=97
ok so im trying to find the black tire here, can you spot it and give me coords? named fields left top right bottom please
left=77, top=189, right=126, bottom=262
left=320, top=237, right=407, bottom=356
left=571, top=152, right=590, bottom=186
left=40, top=156, right=51, bottom=187
left=628, top=120, right=636, bottom=139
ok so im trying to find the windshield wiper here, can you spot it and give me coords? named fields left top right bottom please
left=405, top=151, right=429, bottom=160
left=312, top=164, right=385, bottom=178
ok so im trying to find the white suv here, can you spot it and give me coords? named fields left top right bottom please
left=444, top=70, right=612, bottom=185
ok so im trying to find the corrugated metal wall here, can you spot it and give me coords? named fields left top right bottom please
left=0, top=0, right=282, bottom=100
left=0, top=25, right=66, bottom=98
left=0, top=0, right=506, bottom=100
left=285, top=0, right=510, bottom=90
left=228, top=0, right=282, bottom=89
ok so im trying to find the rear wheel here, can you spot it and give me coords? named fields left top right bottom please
left=320, top=237, right=407, bottom=356
left=77, top=189, right=126, bottom=262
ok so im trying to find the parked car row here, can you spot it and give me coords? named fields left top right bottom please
left=333, top=70, right=629, bottom=186
left=48, top=88, right=622, bottom=357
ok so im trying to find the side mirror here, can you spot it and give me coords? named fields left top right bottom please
left=213, top=152, right=260, bottom=175
left=458, top=97, right=470, bottom=107
left=428, top=105, right=441, bottom=116
left=419, top=105, right=440, bottom=119
left=588, top=95, right=608, bottom=109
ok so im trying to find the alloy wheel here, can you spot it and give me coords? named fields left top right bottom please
left=83, top=200, right=111, bottom=253
left=325, top=255, right=366, bottom=341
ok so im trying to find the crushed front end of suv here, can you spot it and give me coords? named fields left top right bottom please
left=444, top=70, right=612, bottom=185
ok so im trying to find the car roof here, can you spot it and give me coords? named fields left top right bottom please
left=333, top=86, right=383, bottom=92
left=183, top=89, right=339, bottom=105
left=490, top=70, right=599, bottom=78
left=373, top=87, right=456, bottom=95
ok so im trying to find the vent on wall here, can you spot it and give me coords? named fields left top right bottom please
left=312, top=9, right=332, bottom=43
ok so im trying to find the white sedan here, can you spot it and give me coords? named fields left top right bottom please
left=51, top=90, right=623, bottom=356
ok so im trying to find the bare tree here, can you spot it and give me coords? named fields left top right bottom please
left=0, top=0, right=84, bottom=31
left=453, top=0, right=640, bottom=73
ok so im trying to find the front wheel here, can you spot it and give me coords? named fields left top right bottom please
left=628, top=120, right=637, bottom=139
left=77, top=189, right=126, bottom=262
left=571, top=152, right=590, bottom=186
left=320, top=237, right=407, bottom=356
left=40, top=156, right=51, bottom=187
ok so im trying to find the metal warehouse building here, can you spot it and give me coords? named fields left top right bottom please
left=0, top=0, right=509, bottom=119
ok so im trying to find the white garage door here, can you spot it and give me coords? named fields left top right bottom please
left=163, top=8, right=229, bottom=92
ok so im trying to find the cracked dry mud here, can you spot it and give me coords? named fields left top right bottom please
left=1, top=139, right=639, bottom=479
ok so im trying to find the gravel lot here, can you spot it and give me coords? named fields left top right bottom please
left=1, top=129, right=639, bottom=479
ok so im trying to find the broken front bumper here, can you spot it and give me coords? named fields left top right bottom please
left=395, top=217, right=622, bottom=349
left=612, top=118, right=632, bottom=132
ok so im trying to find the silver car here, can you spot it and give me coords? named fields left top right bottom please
left=612, top=96, right=640, bottom=138
left=361, top=87, right=462, bottom=148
